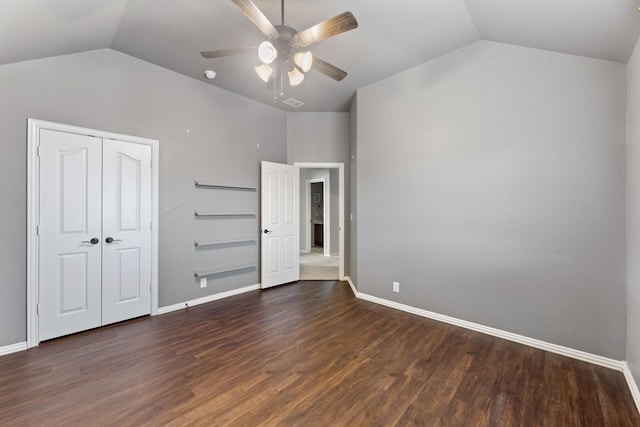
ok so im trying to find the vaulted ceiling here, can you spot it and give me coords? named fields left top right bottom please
left=2, top=0, right=639, bottom=112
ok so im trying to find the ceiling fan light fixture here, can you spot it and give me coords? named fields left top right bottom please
left=255, top=63, right=273, bottom=82
left=258, top=41, right=277, bottom=64
left=202, top=0, right=358, bottom=100
left=293, top=51, right=313, bottom=73
left=288, top=66, right=304, bottom=86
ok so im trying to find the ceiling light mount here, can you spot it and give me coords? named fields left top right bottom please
left=255, top=63, right=273, bottom=82
left=258, top=40, right=277, bottom=64
left=294, top=51, right=313, bottom=73
left=288, top=66, right=304, bottom=86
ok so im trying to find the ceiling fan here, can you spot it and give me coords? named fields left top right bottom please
left=200, top=0, right=358, bottom=97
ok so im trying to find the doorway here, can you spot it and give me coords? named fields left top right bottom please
left=295, top=162, right=344, bottom=281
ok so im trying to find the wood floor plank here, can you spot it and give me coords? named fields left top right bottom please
left=0, top=281, right=638, bottom=426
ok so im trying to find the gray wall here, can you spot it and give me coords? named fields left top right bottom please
left=627, top=34, right=640, bottom=384
left=329, top=168, right=339, bottom=255
left=348, top=96, right=358, bottom=285
left=355, top=41, right=627, bottom=359
left=0, top=49, right=286, bottom=347
left=286, top=112, right=349, bottom=164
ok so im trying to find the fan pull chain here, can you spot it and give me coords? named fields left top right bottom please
left=273, top=66, right=278, bottom=99
left=280, top=63, right=284, bottom=97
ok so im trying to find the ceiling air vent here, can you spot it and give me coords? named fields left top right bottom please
left=283, top=98, right=304, bottom=108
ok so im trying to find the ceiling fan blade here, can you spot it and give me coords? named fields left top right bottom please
left=200, top=47, right=256, bottom=59
left=294, top=11, right=358, bottom=48
left=231, top=0, right=279, bottom=39
left=311, top=57, right=348, bottom=81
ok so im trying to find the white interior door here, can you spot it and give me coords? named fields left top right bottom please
left=261, top=161, right=299, bottom=288
left=38, top=130, right=103, bottom=341
left=101, top=140, right=152, bottom=325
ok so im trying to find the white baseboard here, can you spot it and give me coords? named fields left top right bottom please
left=0, top=341, right=28, bottom=356
left=348, top=287, right=624, bottom=372
left=344, top=276, right=357, bottom=296
left=158, top=284, right=261, bottom=315
left=623, top=362, right=640, bottom=413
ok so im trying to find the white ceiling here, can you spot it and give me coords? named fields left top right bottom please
left=1, top=0, right=639, bottom=112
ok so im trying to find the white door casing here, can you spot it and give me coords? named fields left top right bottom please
left=38, top=130, right=103, bottom=341
left=261, top=161, right=299, bottom=288
left=294, top=162, right=345, bottom=280
left=102, top=140, right=152, bottom=325
left=27, top=119, right=159, bottom=347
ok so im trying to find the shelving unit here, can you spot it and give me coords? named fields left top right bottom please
left=194, top=179, right=258, bottom=285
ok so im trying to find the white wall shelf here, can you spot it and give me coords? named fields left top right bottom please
left=194, top=180, right=256, bottom=191
left=194, top=264, right=256, bottom=277
left=194, top=211, right=256, bottom=218
left=194, top=239, right=256, bottom=247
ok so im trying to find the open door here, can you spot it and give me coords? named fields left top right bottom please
left=261, top=161, right=299, bottom=288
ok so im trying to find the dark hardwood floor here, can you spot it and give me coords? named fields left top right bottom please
left=1, top=281, right=638, bottom=426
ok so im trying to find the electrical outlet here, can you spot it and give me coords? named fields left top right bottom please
left=200, top=278, right=207, bottom=288
left=393, top=281, right=400, bottom=293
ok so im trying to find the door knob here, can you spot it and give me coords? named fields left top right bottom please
left=263, top=229, right=273, bottom=234
left=82, top=238, right=99, bottom=245
left=105, top=237, right=122, bottom=244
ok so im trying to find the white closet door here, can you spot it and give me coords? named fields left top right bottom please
left=38, top=130, right=103, bottom=341
left=101, top=140, right=152, bottom=325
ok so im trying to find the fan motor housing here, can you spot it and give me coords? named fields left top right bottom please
left=274, top=25, right=297, bottom=61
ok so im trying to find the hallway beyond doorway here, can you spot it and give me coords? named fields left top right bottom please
left=300, top=247, right=338, bottom=280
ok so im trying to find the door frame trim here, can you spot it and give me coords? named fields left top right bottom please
left=27, top=119, right=160, bottom=348
left=294, top=162, right=344, bottom=280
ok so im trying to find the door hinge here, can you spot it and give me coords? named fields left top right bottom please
left=36, top=304, right=39, bottom=316
left=36, top=225, right=39, bottom=236
left=36, top=146, right=40, bottom=158
left=150, top=222, right=152, bottom=231
left=150, top=283, right=152, bottom=293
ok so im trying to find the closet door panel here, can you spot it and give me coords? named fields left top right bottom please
left=38, top=130, right=103, bottom=341
left=101, top=139, right=152, bottom=325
